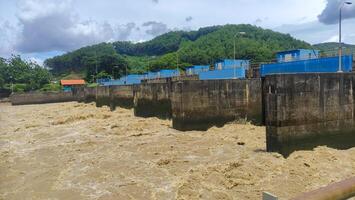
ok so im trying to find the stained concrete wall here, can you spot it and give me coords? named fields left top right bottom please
left=134, top=82, right=172, bottom=119
left=95, top=86, right=110, bottom=107
left=0, top=89, right=11, bottom=99
left=134, top=76, right=199, bottom=119
left=71, top=86, right=85, bottom=102
left=264, top=73, right=355, bottom=156
left=171, top=79, right=263, bottom=131
left=110, top=85, right=135, bottom=110
left=10, top=91, right=75, bottom=105
left=83, top=87, right=97, bottom=103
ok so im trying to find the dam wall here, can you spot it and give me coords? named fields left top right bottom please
left=10, top=91, right=75, bottom=105
left=110, top=85, right=136, bottom=110
left=171, top=79, right=263, bottom=131
left=95, top=86, right=111, bottom=107
left=134, top=76, right=199, bottom=119
left=134, top=82, right=172, bottom=119
left=263, top=73, right=355, bottom=156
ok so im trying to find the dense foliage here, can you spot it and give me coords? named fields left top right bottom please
left=44, top=43, right=128, bottom=82
left=44, top=24, right=312, bottom=80
left=0, top=56, right=51, bottom=92
left=313, top=42, right=355, bottom=55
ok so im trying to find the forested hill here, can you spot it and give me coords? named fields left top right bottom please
left=44, top=24, right=312, bottom=81
left=313, top=42, right=355, bottom=55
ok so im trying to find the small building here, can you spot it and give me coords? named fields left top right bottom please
left=60, top=79, right=85, bottom=92
left=185, top=65, right=210, bottom=75
left=214, top=59, right=250, bottom=70
left=157, top=69, right=180, bottom=78
left=261, top=55, right=353, bottom=77
left=199, top=68, right=246, bottom=80
left=277, top=49, right=320, bottom=63
left=102, top=74, right=145, bottom=86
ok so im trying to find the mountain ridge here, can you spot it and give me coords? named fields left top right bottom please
left=44, top=24, right=313, bottom=81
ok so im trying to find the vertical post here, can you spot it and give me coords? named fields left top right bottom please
left=95, top=50, right=98, bottom=99
left=338, top=6, right=343, bottom=72
left=176, top=50, right=179, bottom=70
left=125, top=64, right=128, bottom=84
left=338, top=1, right=353, bottom=72
left=234, top=36, right=236, bottom=79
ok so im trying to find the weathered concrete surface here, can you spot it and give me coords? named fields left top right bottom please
left=0, top=89, right=11, bottom=99
left=134, top=76, right=199, bottom=119
left=264, top=73, right=355, bottom=156
left=72, top=86, right=85, bottom=102
left=134, top=82, right=172, bottom=119
left=10, top=91, right=75, bottom=105
left=95, top=86, right=110, bottom=107
left=110, top=85, right=135, bottom=110
left=171, top=79, right=263, bottom=131
left=83, top=87, right=97, bottom=103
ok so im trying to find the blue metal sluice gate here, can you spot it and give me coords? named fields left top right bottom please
left=260, top=55, right=353, bottom=77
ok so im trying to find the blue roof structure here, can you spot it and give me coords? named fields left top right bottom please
left=261, top=55, right=353, bottom=77
left=185, top=65, right=210, bottom=75
left=199, top=67, right=246, bottom=80
left=214, top=59, right=250, bottom=70
left=157, top=69, right=180, bottom=78
left=277, top=49, right=320, bottom=63
left=101, top=74, right=145, bottom=86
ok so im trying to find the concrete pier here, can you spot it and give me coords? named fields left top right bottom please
left=171, top=79, right=263, bottom=131
left=134, top=76, right=198, bottom=119
left=110, top=85, right=136, bottom=110
left=134, top=81, right=172, bottom=119
left=264, top=73, right=355, bottom=156
left=83, top=87, right=97, bottom=103
left=95, top=86, right=110, bottom=107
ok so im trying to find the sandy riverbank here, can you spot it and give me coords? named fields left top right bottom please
left=0, top=102, right=354, bottom=199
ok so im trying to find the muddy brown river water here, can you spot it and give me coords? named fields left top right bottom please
left=0, top=102, right=354, bottom=200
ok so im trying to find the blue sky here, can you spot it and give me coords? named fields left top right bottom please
left=0, top=0, right=355, bottom=65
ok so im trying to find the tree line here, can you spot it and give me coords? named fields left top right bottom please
left=44, top=24, right=312, bottom=81
left=0, top=56, right=51, bottom=92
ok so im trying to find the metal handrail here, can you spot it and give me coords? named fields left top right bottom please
left=291, top=177, right=355, bottom=200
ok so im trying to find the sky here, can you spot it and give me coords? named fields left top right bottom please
left=0, top=0, right=355, bottom=65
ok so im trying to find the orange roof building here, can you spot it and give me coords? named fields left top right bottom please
left=60, top=80, right=85, bottom=86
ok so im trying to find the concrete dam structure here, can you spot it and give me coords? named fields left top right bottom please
left=171, top=79, right=263, bottom=131
left=8, top=73, right=355, bottom=156
left=110, top=85, right=136, bottom=110
left=10, top=91, right=76, bottom=105
left=264, top=73, right=355, bottom=156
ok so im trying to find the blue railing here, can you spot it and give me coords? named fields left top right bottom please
left=199, top=67, right=246, bottom=80
left=260, top=55, right=353, bottom=77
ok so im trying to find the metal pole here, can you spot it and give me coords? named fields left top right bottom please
left=291, top=176, right=355, bottom=200
left=234, top=35, right=236, bottom=79
left=95, top=50, right=98, bottom=99
left=95, top=51, right=98, bottom=82
left=338, top=5, right=343, bottom=72
left=125, top=64, right=127, bottom=84
left=177, top=51, right=179, bottom=69
left=338, top=1, right=353, bottom=72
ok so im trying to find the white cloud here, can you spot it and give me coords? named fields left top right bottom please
left=2, top=0, right=354, bottom=62
left=275, top=19, right=355, bottom=45
left=14, top=0, right=136, bottom=53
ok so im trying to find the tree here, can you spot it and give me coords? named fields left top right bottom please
left=0, top=55, right=51, bottom=91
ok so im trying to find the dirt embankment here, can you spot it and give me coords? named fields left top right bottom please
left=0, top=102, right=354, bottom=200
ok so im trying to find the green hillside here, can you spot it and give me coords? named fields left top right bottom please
left=44, top=24, right=312, bottom=82
left=313, top=42, right=355, bottom=55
